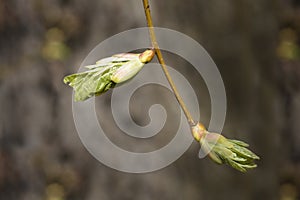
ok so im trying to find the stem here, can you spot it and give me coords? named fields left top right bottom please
left=142, top=0, right=195, bottom=126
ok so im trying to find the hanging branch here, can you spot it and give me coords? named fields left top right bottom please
left=142, top=0, right=260, bottom=172
left=63, top=0, right=260, bottom=172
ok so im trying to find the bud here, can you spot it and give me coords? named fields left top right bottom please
left=191, top=122, right=206, bottom=141
left=110, top=59, right=144, bottom=83
left=192, top=123, right=260, bottom=172
left=111, top=49, right=155, bottom=83
left=139, top=49, right=155, bottom=63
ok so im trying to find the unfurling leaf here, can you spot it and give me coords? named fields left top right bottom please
left=63, top=49, right=155, bottom=101
left=192, top=123, right=260, bottom=172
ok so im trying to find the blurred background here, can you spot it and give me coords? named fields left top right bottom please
left=1, top=0, right=300, bottom=199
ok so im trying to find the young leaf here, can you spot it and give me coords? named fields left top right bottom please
left=63, top=49, right=155, bottom=101
left=192, top=123, right=260, bottom=172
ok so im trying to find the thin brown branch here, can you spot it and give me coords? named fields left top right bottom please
left=142, top=0, right=195, bottom=126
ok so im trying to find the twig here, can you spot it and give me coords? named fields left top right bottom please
left=142, top=0, right=196, bottom=126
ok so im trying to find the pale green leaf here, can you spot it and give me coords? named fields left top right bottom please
left=63, top=51, right=152, bottom=101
